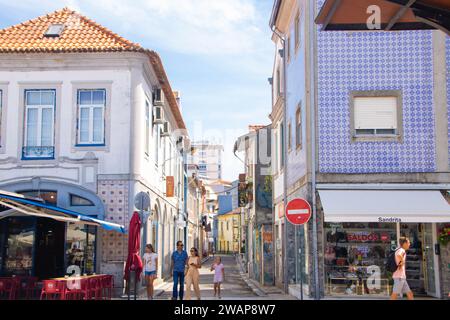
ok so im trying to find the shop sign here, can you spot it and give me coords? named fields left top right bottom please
left=166, top=176, right=174, bottom=197
left=347, top=232, right=379, bottom=242
left=378, top=217, right=402, bottom=223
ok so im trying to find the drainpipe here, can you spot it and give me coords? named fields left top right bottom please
left=271, top=25, right=288, bottom=294
left=309, top=0, right=320, bottom=300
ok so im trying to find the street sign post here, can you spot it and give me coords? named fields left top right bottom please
left=285, top=198, right=311, bottom=301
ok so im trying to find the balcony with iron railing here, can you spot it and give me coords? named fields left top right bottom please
left=22, top=146, right=55, bottom=160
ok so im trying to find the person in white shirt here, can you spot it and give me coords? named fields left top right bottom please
left=143, top=244, right=158, bottom=300
left=390, top=237, right=414, bottom=300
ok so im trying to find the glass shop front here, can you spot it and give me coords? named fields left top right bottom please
left=324, top=222, right=439, bottom=298
left=0, top=189, right=98, bottom=279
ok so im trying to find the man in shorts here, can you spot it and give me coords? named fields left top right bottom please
left=390, top=237, right=414, bottom=300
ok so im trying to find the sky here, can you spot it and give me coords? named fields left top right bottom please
left=0, top=0, right=275, bottom=181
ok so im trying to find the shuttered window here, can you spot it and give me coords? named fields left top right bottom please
left=354, top=96, right=398, bottom=136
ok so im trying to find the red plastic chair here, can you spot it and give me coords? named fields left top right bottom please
left=0, top=278, right=17, bottom=300
left=18, top=277, right=38, bottom=300
left=88, top=277, right=102, bottom=300
left=101, top=275, right=114, bottom=300
left=40, top=280, right=65, bottom=300
left=65, top=278, right=89, bottom=300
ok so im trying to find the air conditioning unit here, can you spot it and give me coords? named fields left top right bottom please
left=160, top=121, right=170, bottom=137
left=153, top=106, right=164, bottom=125
left=153, top=88, right=165, bottom=106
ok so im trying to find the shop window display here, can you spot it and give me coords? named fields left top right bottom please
left=3, top=217, right=35, bottom=276
left=324, top=222, right=397, bottom=296
left=66, top=223, right=97, bottom=275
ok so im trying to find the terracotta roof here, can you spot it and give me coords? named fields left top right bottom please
left=0, top=7, right=143, bottom=53
left=0, top=7, right=186, bottom=130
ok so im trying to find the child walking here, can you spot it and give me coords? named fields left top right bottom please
left=210, top=256, right=225, bottom=299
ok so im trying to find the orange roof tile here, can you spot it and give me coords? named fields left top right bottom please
left=0, top=7, right=186, bottom=130
left=0, top=7, right=143, bottom=53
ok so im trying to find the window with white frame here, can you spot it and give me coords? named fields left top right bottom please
left=145, top=99, right=150, bottom=155
left=295, top=10, right=300, bottom=51
left=23, top=90, right=56, bottom=159
left=77, top=89, right=106, bottom=145
left=353, top=95, right=399, bottom=137
left=296, top=104, right=302, bottom=149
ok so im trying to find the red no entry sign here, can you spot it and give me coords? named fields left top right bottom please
left=285, top=198, right=311, bottom=225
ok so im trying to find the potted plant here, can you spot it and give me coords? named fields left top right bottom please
left=438, top=225, right=450, bottom=246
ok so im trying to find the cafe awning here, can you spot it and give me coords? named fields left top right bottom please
left=315, top=0, right=450, bottom=35
left=318, top=189, right=450, bottom=223
left=0, top=190, right=125, bottom=233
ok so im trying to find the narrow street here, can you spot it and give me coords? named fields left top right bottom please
left=152, top=255, right=294, bottom=300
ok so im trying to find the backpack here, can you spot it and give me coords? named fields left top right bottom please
left=386, top=248, right=400, bottom=273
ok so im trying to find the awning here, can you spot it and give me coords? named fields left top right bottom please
left=0, top=190, right=125, bottom=233
left=318, top=190, right=450, bottom=223
left=315, top=0, right=450, bottom=35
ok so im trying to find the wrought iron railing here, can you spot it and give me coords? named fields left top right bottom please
left=22, top=146, right=55, bottom=159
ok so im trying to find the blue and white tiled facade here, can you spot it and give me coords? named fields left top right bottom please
left=317, top=30, right=437, bottom=173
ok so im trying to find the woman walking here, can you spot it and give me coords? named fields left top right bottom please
left=210, top=256, right=225, bottom=299
left=143, top=244, right=158, bottom=300
left=185, top=247, right=201, bottom=300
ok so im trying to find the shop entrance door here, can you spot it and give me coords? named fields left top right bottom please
left=34, top=218, right=65, bottom=280
left=423, top=224, right=438, bottom=297
left=399, top=223, right=426, bottom=295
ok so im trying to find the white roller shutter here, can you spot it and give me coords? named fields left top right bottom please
left=354, top=96, right=397, bottom=129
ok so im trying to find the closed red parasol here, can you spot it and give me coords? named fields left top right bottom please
left=124, top=212, right=143, bottom=284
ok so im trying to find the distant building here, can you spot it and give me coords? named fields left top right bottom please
left=217, top=208, right=241, bottom=254
left=188, top=141, right=224, bottom=180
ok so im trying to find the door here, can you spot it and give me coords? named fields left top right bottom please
left=34, top=218, right=65, bottom=279
left=422, top=224, right=438, bottom=297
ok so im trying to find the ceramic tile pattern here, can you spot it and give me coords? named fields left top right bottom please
left=98, top=180, right=129, bottom=262
left=317, top=29, right=436, bottom=173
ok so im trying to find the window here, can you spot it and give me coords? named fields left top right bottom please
left=280, top=123, right=285, bottom=168
left=351, top=91, right=402, bottom=141
left=296, top=104, right=302, bottom=149
left=70, top=194, right=94, bottom=206
left=23, top=90, right=56, bottom=159
left=295, top=11, right=300, bottom=51
left=153, top=119, right=160, bottom=165
left=287, top=36, right=291, bottom=62
left=274, top=129, right=279, bottom=172
left=276, top=67, right=281, bottom=98
left=288, top=120, right=292, bottom=151
left=145, top=100, right=150, bottom=155
left=226, top=221, right=229, bottom=231
left=44, top=24, right=64, bottom=37
left=77, top=89, right=106, bottom=145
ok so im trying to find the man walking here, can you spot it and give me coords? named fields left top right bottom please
left=390, top=237, right=414, bottom=300
left=171, top=241, right=188, bottom=300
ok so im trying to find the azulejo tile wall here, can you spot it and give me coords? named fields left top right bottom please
left=98, top=180, right=129, bottom=262
left=317, top=29, right=436, bottom=173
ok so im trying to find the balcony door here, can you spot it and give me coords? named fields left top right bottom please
left=23, top=90, right=55, bottom=160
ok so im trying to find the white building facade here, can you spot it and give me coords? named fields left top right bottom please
left=0, top=8, right=190, bottom=293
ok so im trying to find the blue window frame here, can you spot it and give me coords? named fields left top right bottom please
left=76, top=89, right=106, bottom=146
left=22, top=89, right=56, bottom=160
